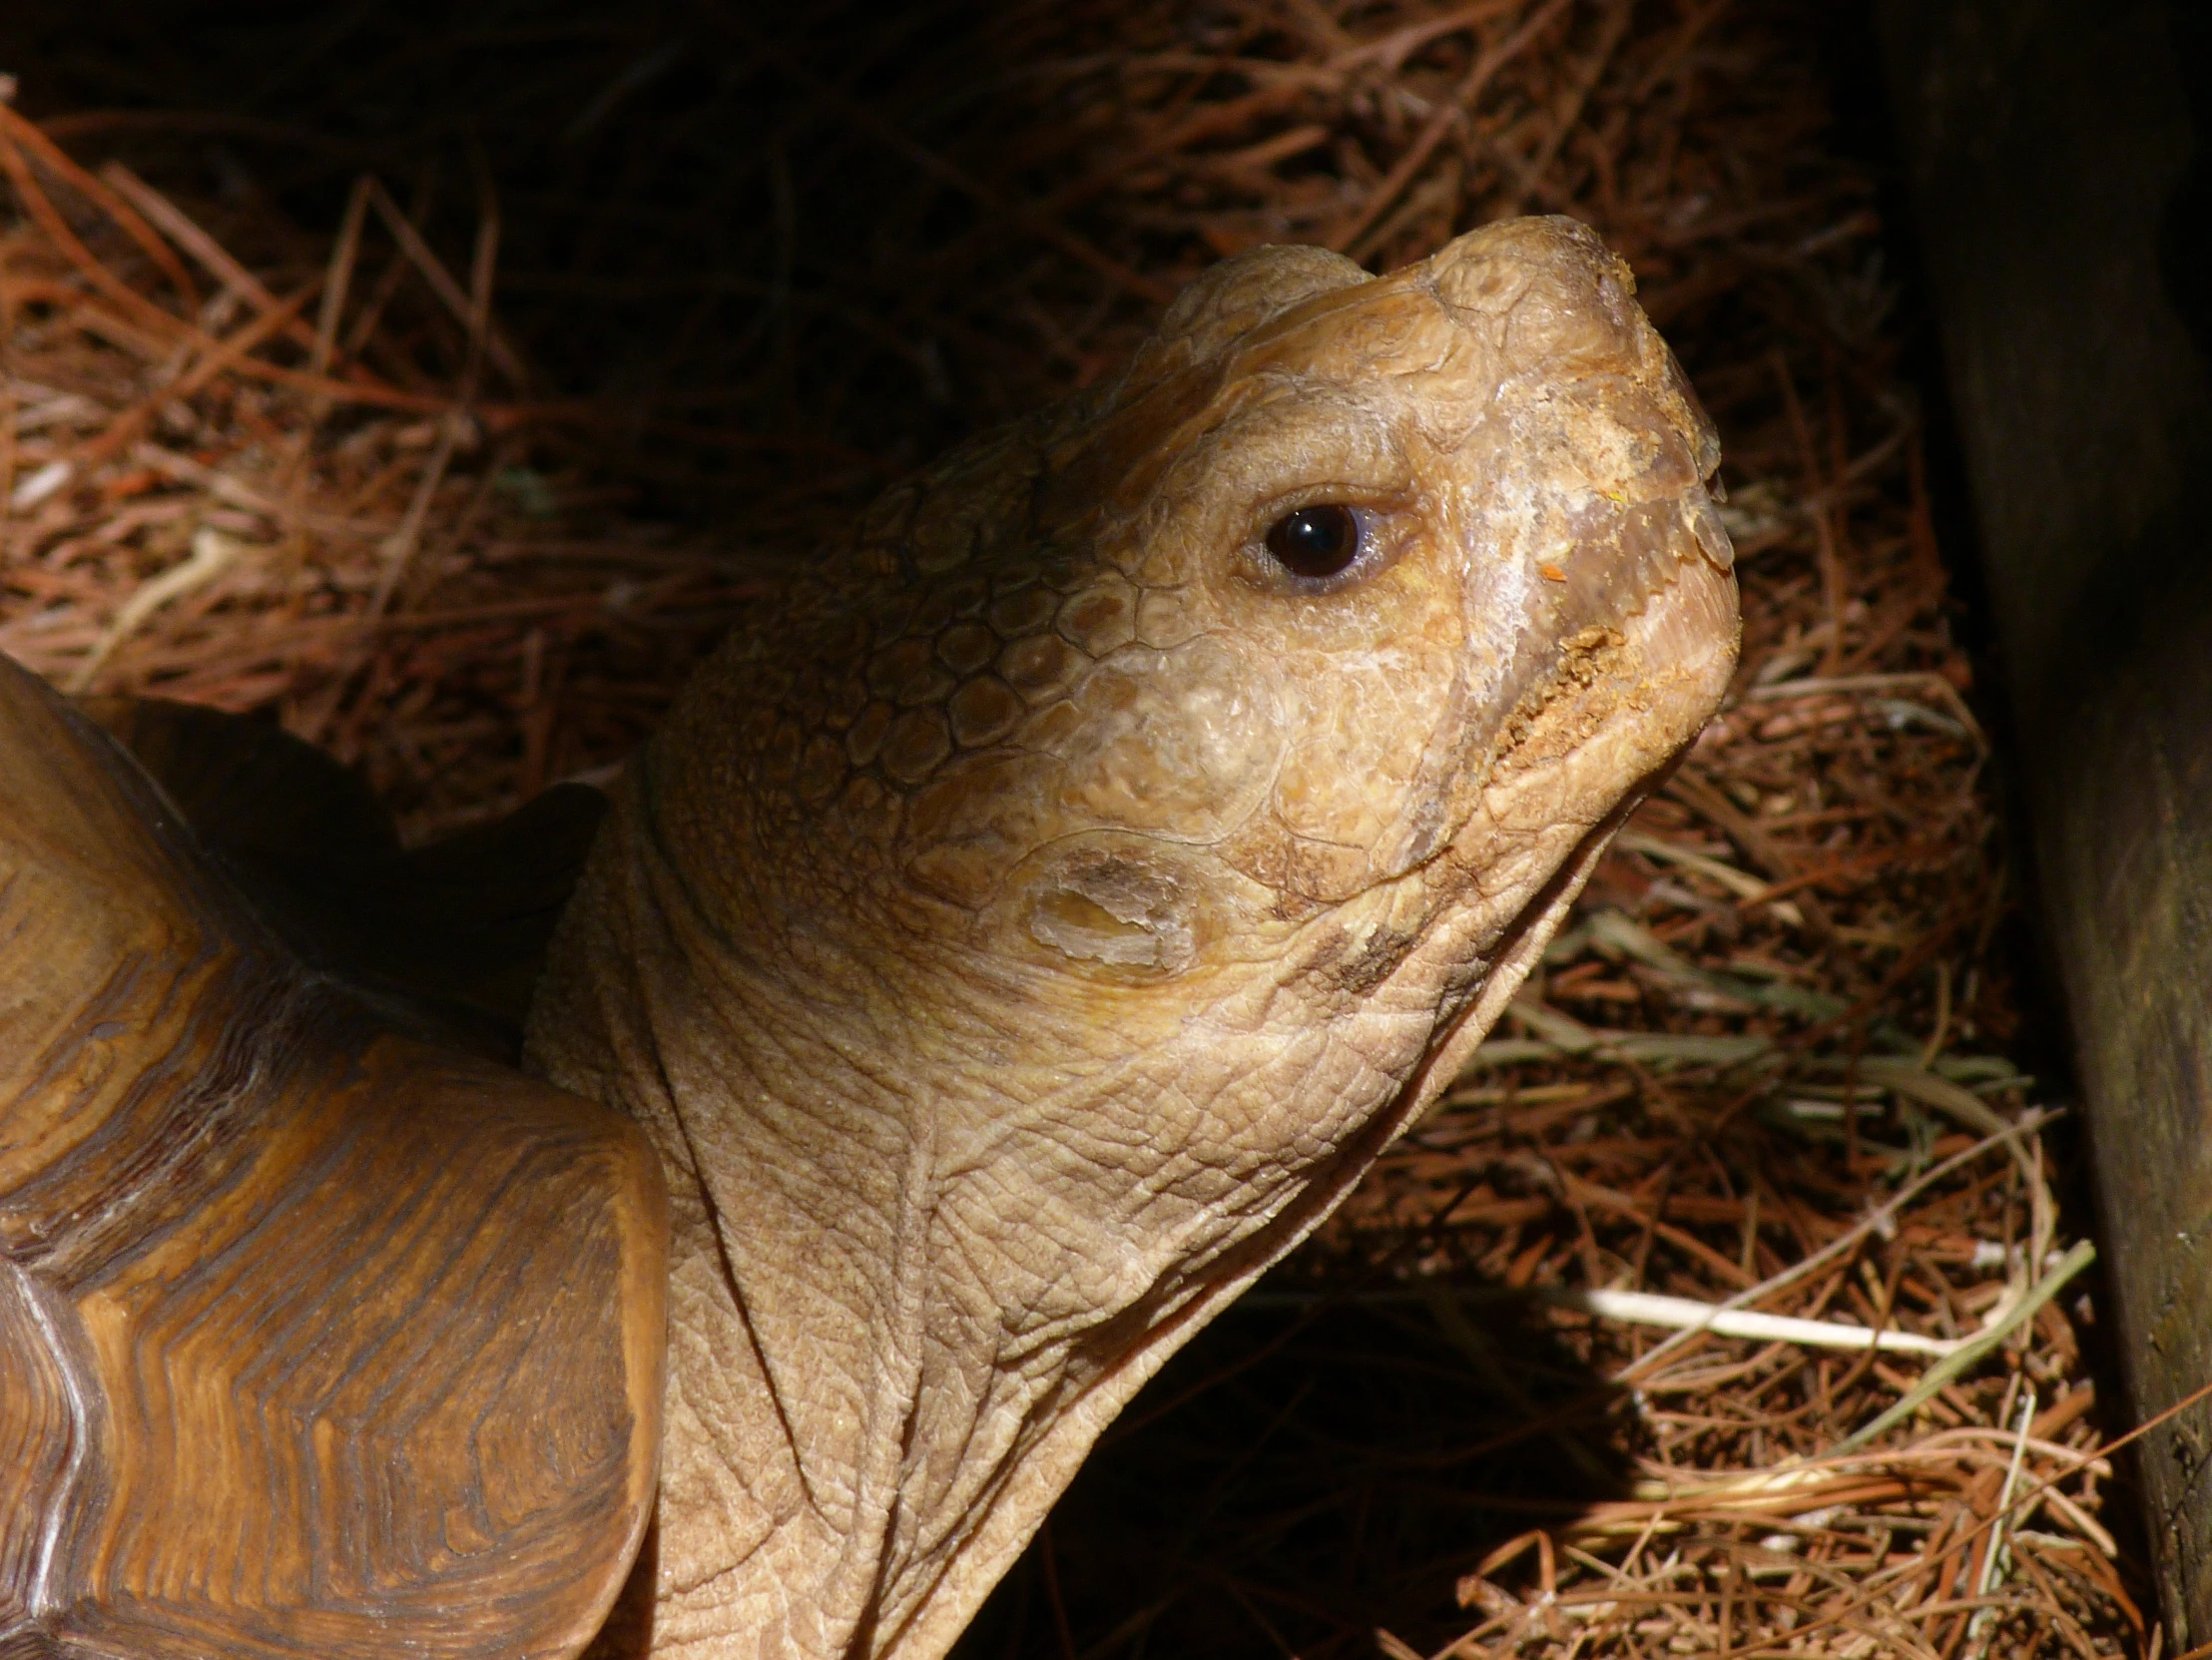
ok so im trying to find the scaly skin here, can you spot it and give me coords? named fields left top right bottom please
left=527, top=218, right=1741, bottom=1659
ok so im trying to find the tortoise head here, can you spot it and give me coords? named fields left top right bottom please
left=529, top=217, right=1738, bottom=1656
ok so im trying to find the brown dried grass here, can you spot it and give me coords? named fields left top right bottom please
left=0, top=2, right=2155, bottom=1655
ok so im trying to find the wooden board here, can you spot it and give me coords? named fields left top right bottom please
left=1877, top=0, right=2212, bottom=1639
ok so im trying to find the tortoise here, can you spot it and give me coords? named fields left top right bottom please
left=0, top=217, right=1739, bottom=1660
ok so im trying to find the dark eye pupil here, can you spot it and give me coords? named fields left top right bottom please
left=1264, top=504, right=1362, bottom=579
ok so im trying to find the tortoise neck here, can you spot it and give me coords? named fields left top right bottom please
left=525, top=768, right=1127, bottom=1660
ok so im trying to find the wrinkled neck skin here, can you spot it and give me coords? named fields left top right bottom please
left=528, top=683, right=1664, bottom=1660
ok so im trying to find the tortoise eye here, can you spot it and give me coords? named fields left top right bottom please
left=1263, top=504, right=1363, bottom=580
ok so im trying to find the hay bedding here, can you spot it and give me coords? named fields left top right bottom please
left=0, top=2, right=2158, bottom=1655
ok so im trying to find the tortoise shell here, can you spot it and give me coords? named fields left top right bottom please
left=0, top=657, right=666, bottom=1659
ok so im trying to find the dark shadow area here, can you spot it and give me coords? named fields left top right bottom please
left=954, top=1289, right=1627, bottom=1660
left=1808, top=2, right=2083, bottom=1103
left=0, top=0, right=1052, bottom=525
left=2157, top=1, right=2212, bottom=371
